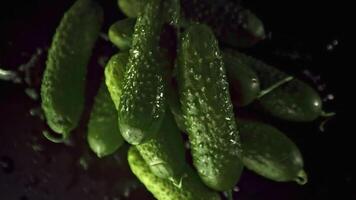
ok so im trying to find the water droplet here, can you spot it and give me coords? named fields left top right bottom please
left=0, top=156, right=15, bottom=174
left=233, top=186, right=240, bottom=192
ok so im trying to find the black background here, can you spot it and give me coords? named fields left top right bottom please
left=0, top=0, right=353, bottom=199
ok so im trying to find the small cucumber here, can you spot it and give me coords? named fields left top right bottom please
left=181, top=0, right=265, bottom=48
left=226, top=50, right=324, bottom=122
left=128, top=147, right=221, bottom=200
left=177, top=24, right=243, bottom=191
left=239, top=120, right=308, bottom=185
left=104, top=52, right=129, bottom=110
left=41, top=0, right=103, bottom=142
left=108, top=18, right=136, bottom=50
left=118, top=0, right=166, bottom=145
left=117, top=0, right=145, bottom=17
left=136, top=110, right=186, bottom=181
left=87, top=82, right=124, bottom=158
left=223, top=51, right=260, bottom=106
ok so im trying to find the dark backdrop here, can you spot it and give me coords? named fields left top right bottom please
left=0, top=0, right=353, bottom=200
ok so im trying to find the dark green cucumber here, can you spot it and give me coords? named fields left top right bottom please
left=41, top=0, right=103, bottom=142
left=225, top=50, right=323, bottom=122
left=181, top=0, right=265, bottom=48
left=108, top=18, right=136, bottom=50
left=177, top=24, right=243, bottom=191
left=223, top=51, right=260, bottom=106
left=117, top=0, right=145, bottom=17
left=128, top=147, right=221, bottom=200
left=239, top=120, right=308, bottom=185
left=87, top=82, right=124, bottom=158
left=104, top=52, right=129, bottom=110
left=136, top=111, right=186, bottom=181
left=118, top=0, right=166, bottom=145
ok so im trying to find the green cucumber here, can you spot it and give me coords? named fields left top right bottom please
left=118, top=0, right=166, bottom=145
left=136, top=111, right=186, bottom=181
left=225, top=50, right=324, bottom=122
left=128, top=146, right=221, bottom=200
left=108, top=18, right=136, bottom=50
left=87, top=82, right=124, bottom=158
left=117, top=0, right=145, bottom=17
left=223, top=51, right=260, bottom=106
left=104, top=52, right=129, bottom=110
left=177, top=24, right=243, bottom=191
left=239, top=120, right=308, bottom=185
left=41, top=0, right=103, bottom=142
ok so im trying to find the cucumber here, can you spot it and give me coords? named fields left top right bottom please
left=87, top=82, right=124, bottom=158
left=223, top=51, right=260, bottom=106
left=136, top=111, right=186, bottom=181
left=41, top=0, right=103, bottom=142
left=128, top=146, right=221, bottom=200
left=117, top=0, right=145, bottom=17
left=104, top=52, right=129, bottom=110
left=239, top=120, right=308, bottom=185
left=108, top=18, right=136, bottom=50
left=118, top=0, right=166, bottom=145
left=177, top=24, right=243, bottom=191
left=226, top=50, right=324, bottom=122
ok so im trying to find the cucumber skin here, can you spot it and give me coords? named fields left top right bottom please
left=177, top=24, right=243, bottom=191
left=87, top=82, right=124, bottom=158
left=128, top=147, right=221, bottom=200
left=239, top=120, right=307, bottom=184
left=118, top=0, right=166, bottom=145
left=136, top=111, right=186, bottom=180
left=41, top=0, right=103, bottom=135
left=105, top=52, right=130, bottom=110
left=108, top=18, right=136, bottom=50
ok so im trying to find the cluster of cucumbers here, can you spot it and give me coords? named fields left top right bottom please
left=40, top=0, right=331, bottom=199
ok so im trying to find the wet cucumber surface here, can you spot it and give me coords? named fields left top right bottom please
left=41, top=0, right=103, bottom=139
left=177, top=24, right=243, bottom=191
left=118, top=0, right=166, bottom=145
left=128, top=147, right=221, bottom=200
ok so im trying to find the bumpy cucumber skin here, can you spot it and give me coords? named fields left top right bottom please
left=239, top=120, right=307, bottom=184
left=87, top=82, right=124, bottom=158
left=118, top=0, right=145, bottom=17
left=223, top=51, right=260, bottom=106
left=177, top=24, right=243, bottom=191
left=228, top=51, right=322, bottom=122
left=41, top=0, right=103, bottom=136
left=128, top=147, right=221, bottom=200
left=118, top=0, right=166, bottom=145
left=105, top=52, right=129, bottom=110
left=136, top=111, right=186, bottom=180
left=108, top=18, right=136, bottom=50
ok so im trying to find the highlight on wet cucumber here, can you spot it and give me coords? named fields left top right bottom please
left=177, top=24, right=243, bottom=191
left=224, top=50, right=326, bottom=122
left=41, top=0, right=103, bottom=142
left=108, top=18, right=136, bottom=50
left=87, top=82, right=124, bottom=158
left=128, top=146, right=221, bottom=200
left=118, top=0, right=166, bottom=145
left=238, top=119, right=308, bottom=185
